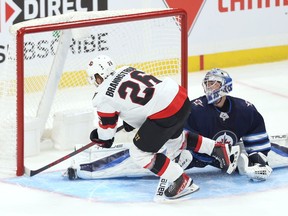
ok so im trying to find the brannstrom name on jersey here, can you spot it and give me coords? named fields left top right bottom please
left=106, top=67, right=133, bottom=97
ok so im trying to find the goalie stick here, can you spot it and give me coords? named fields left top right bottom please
left=270, top=133, right=288, bottom=157
left=25, top=125, right=124, bottom=177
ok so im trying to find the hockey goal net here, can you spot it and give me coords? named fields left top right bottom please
left=0, top=8, right=188, bottom=176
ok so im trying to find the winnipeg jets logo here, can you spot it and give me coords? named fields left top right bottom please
left=219, top=112, right=229, bottom=121
left=213, top=131, right=238, bottom=146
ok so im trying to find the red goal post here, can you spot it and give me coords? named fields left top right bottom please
left=0, top=8, right=188, bottom=176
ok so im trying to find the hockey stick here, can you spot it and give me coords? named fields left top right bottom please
left=25, top=125, right=124, bottom=177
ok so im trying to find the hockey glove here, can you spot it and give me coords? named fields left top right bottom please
left=90, top=128, right=114, bottom=148
left=238, top=152, right=272, bottom=181
left=123, top=121, right=135, bottom=132
left=211, top=142, right=240, bottom=174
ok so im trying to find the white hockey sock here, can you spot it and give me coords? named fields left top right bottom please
left=195, top=136, right=215, bottom=155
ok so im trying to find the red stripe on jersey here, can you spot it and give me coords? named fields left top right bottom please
left=148, top=86, right=187, bottom=119
left=97, top=111, right=119, bottom=118
left=157, top=157, right=170, bottom=176
left=194, top=135, right=203, bottom=152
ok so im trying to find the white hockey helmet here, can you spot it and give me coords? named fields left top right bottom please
left=202, top=68, right=232, bottom=104
left=86, top=55, right=115, bottom=86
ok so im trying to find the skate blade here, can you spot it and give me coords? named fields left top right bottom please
left=154, top=183, right=200, bottom=203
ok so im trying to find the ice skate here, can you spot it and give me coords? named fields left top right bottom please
left=164, top=173, right=199, bottom=199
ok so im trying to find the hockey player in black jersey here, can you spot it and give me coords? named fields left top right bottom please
left=185, top=68, right=272, bottom=181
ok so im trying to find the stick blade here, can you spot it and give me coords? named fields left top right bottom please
left=24, top=166, right=32, bottom=177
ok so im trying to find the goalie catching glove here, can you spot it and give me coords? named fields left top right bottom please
left=90, top=128, right=114, bottom=148
left=238, top=152, right=272, bottom=181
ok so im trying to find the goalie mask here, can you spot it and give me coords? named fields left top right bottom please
left=202, top=68, right=232, bottom=104
left=86, top=55, right=115, bottom=87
